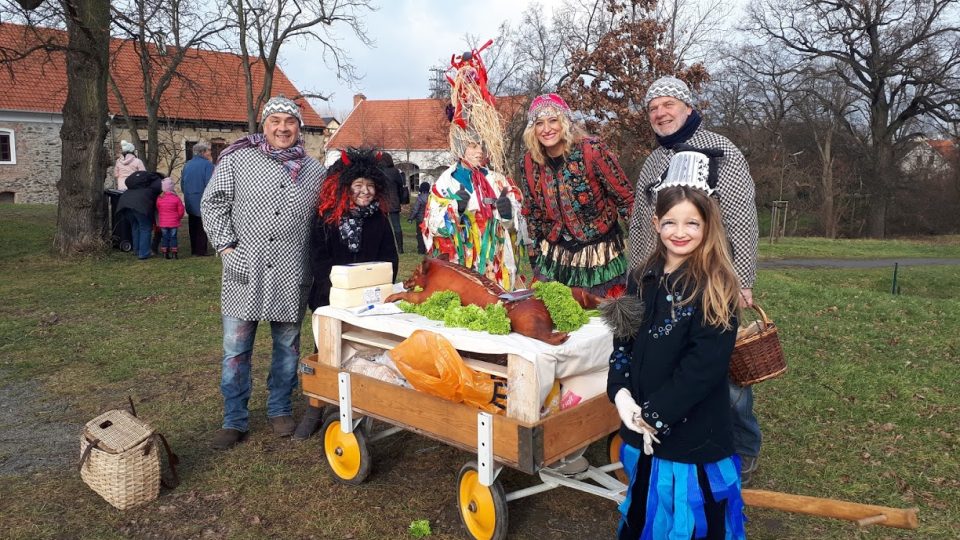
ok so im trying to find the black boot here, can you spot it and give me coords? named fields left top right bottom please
left=292, top=405, right=325, bottom=441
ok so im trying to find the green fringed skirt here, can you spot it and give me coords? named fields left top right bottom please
left=532, top=226, right=627, bottom=296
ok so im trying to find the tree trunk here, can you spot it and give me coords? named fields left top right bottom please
left=867, top=142, right=895, bottom=239
left=54, top=0, right=111, bottom=256
left=820, top=132, right=837, bottom=239
left=866, top=95, right=893, bottom=239
left=145, top=104, right=160, bottom=171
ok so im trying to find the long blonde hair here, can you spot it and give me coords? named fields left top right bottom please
left=638, top=186, right=740, bottom=329
left=522, top=110, right=586, bottom=165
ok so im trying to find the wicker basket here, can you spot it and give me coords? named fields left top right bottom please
left=729, top=303, right=787, bottom=386
left=79, top=409, right=160, bottom=510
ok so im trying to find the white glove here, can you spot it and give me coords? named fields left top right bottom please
left=614, top=388, right=644, bottom=434
left=614, top=388, right=660, bottom=455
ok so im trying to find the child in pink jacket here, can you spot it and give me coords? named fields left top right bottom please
left=156, top=178, right=186, bottom=259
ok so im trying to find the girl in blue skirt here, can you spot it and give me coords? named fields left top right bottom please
left=603, top=148, right=746, bottom=539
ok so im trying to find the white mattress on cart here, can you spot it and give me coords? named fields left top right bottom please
left=313, top=305, right=613, bottom=404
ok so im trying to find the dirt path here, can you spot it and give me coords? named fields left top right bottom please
left=759, top=257, right=960, bottom=269
left=0, top=373, right=78, bottom=476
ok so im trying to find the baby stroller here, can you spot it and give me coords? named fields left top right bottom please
left=104, top=188, right=133, bottom=252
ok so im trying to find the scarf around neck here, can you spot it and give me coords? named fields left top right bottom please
left=655, top=109, right=702, bottom=150
left=452, top=161, right=497, bottom=221
left=338, top=200, right=380, bottom=253
left=218, top=133, right=307, bottom=182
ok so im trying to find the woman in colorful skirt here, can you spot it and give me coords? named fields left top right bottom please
left=519, top=93, right=634, bottom=296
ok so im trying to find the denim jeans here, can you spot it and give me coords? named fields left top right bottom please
left=729, top=380, right=762, bottom=457
left=128, top=210, right=153, bottom=259
left=220, top=316, right=302, bottom=431
left=160, top=227, right=179, bottom=251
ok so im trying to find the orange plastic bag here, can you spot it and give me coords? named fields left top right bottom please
left=389, top=330, right=505, bottom=414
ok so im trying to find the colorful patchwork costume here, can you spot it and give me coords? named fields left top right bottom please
left=420, top=40, right=526, bottom=291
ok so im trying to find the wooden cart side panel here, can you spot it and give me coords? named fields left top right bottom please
left=506, top=353, right=539, bottom=424
left=314, top=315, right=342, bottom=367
left=539, top=394, right=620, bottom=465
left=300, top=356, right=526, bottom=469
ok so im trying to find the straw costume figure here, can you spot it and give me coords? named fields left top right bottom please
left=421, top=41, right=527, bottom=291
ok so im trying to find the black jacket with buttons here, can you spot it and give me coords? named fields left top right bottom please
left=606, top=263, right=737, bottom=463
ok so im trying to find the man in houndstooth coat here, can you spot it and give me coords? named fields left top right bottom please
left=201, top=96, right=325, bottom=450
left=628, top=77, right=763, bottom=485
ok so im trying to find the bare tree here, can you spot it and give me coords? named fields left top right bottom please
left=748, top=0, right=960, bottom=238
left=656, top=0, right=731, bottom=67
left=2, top=0, right=112, bottom=255
left=795, top=65, right=861, bottom=238
left=510, top=5, right=567, bottom=95
left=109, top=0, right=228, bottom=171
left=224, top=0, right=375, bottom=133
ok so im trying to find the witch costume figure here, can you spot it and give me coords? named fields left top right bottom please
left=421, top=40, right=526, bottom=291
left=307, top=147, right=400, bottom=312
left=293, top=147, right=400, bottom=441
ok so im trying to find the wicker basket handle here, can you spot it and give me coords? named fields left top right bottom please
left=743, top=302, right=774, bottom=331
left=156, top=433, right=180, bottom=489
left=77, top=437, right=100, bottom=471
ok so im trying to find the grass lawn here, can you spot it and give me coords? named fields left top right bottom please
left=1, top=204, right=957, bottom=539
left=758, top=235, right=960, bottom=260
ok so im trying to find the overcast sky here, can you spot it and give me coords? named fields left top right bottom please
left=280, top=0, right=545, bottom=120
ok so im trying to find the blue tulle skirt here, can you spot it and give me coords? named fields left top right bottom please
left=618, top=443, right=747, bottom=540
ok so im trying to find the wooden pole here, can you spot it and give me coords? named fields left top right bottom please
left=742, top=489, right=918, bottom=530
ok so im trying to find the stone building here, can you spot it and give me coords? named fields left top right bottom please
left=0, top=23, right=326, bottom=204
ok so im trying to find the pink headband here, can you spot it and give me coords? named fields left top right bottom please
left=527, top=93, right=571, bottom=126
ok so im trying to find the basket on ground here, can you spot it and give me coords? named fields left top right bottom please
left=78, top=409, right=160, bottom=510
left=730, top=303, right=787, bottom=386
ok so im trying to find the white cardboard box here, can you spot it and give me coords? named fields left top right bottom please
left=329, top=262, right=394, bottom=289
left=328, top=283, right=394, bottom=309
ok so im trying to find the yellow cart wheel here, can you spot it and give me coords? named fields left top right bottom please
left=456, top=461, right=508, bottom=540
left=607, top=431, right=629, bottom=484
left=321, top=414, right=371, bottom=485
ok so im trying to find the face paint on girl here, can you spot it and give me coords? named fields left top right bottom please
left=653, top=199, right=705, bottom=271
left=350, top=178, right=377, bottom=207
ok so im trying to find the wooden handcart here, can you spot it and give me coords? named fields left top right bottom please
left=300, top=307, right=623, bottom=540
left=299, top=307, right=920, bottom=538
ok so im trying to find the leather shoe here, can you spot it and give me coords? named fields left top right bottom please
left=292, top=406, right=325, bottom=441
left=212, top=428, right=248, bottom=450
left=268, top=416, right=296, bottom=437
left=740, top=454, right=759, bottom=486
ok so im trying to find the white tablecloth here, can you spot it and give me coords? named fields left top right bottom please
left=313, top=305, right=613, bottom=404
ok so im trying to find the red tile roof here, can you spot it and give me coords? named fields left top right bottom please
left=0, top=23, right=324, bottom=128
left=327, top=95, right=527, bottom=151
left=927, top=139, right=958, bottom=163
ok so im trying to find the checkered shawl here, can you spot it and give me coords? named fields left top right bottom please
left=219, top=133, right=307, bottom=183
left=628, top=126, right=758, bottom=288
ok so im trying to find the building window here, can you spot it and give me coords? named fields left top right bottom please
left=185, top=140, right=198, bottom=161
left=211, top=138, right=226, bottom=163
left=0, top=129, right=15, bottom=164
